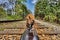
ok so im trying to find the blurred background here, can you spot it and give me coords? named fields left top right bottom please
left=0, top=0, right=60, bottom=24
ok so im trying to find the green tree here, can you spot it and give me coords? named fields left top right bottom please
left=0, top=0, right=30, bottom=20
left=35, top=0, right=60, bottom=23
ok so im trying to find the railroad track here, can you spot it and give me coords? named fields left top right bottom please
left=0, top=20, right=23, bottom=23
left=0, top=21, right=60, bottom=40
left=35, top=21, right=60, bottom=40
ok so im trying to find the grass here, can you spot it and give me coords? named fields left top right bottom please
left=0, top=15, right=23, bottom=21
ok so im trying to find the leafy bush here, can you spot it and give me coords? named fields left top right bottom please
left=44, top=13, right=57, bottom=22
left=35, top=0, right=60, bottom=24
left=0, top=8, right=6, bottom=18
left=6, top=15, right=23, bottom=20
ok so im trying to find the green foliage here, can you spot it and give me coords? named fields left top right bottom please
left=0, top=0, right=30, bottom=20
left=0, top=7, right=6, bottom=18
left=35, top=0, right=60, bottom=24
left=15, top=2, right=29, bottom=19
left=44, top=13, right=57, bottom=22
left=6, top=15, right=23, bottom=20
left=56, top=11, right=60, bottom=19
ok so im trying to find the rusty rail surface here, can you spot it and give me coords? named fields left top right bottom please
left=0, top=20, right=23, bottom=23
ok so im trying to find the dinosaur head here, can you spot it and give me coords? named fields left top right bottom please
left=26, top=14, right=35, bottom=29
